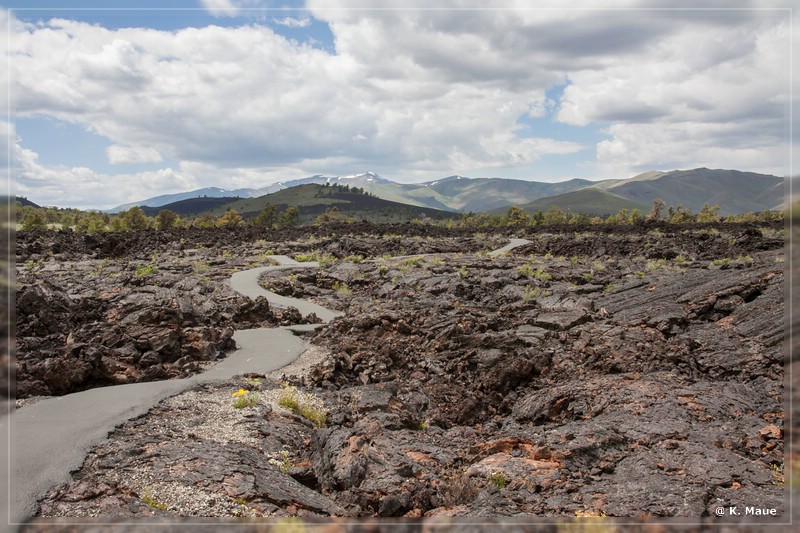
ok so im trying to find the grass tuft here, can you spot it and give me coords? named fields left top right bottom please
left=277, top=383, right=328, bottom=427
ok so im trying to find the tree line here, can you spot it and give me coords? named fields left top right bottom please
left=423, top=200, right=783, bottom=229
left=16, top=198, right=784, bottom=233
left=15, top=203, right=304, bottom=232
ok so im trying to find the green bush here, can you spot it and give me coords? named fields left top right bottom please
left=135, top=264, right=157, bottom=277
left=277, top=384, right=328, bottom=427
left=517, top=264, right=551, bottom=280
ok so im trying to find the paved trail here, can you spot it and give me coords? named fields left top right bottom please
left=5, top=255, right=336, bottom=525
left=3, top=242, right=530, bottom=525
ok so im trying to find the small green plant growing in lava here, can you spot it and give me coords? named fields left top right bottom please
left=517, top=263, right=552, bottom=280
left=344, top=254, right=365, bottom=264
left=140, top=488, right=168, bottom=511
left=231, top=388, right=260, bottom=409
left=332, top=281, right=352, bottom=296
left=245, top=377, right=262, bottom=389
left=135, top=263, right=157, bottom=277
left=268, top=449, right=295, bottom=474
left=489, top=471, right=508, bottom=489
left=192, top=260, right=210, bottom=274
left=523, top=286, right=541, bottom=301
left=277, top=383, right=328, bottom=427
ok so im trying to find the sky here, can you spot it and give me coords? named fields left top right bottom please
left=1, top=0, right=796, bottom=210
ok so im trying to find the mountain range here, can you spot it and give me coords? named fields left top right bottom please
left=110, top=168, right=784, bottom=217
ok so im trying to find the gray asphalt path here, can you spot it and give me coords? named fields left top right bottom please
left=6, top=256, right=338, bottom=525
left=488, top=238, right=531, bottom=256
left=229, top=255, right=342, bottom=323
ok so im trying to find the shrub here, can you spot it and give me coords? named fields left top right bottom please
left=645, top=259, right=668, bottom=272
left=267, top=449, right=294, bottom=474
left=252, top=204, right=277, bottom=227
left=489, top=471, right=508, bottom=489
left=401, top=256, right=423, bottom=268
left=135, top=264, right=157, bottom=277
left=155, top=209, right=182, bottom=230
left=277, top=383, right=328, bottom=427
left=518, top=264, right=552, bottom=280
left=523, top=286, right=541, bottom=301
left=503, top=205, right=531, bottom=226
left=315, top=206, right=355, bottom=225
left=294, top=251, right=336, bottom=267
left=332, top=281, right=352, bottom=295
left=276, top=206, right=300, bottom=228
left=21, top=210, right=48, bottom=231
left=192, top=260, right=210, bottom=274
left=217, top=209, right=244, bottom=228
left=696, top=203, right=721, bottom=223
left=231, top=388, right=260, bottom=409
left=140, top=489, right=167, bottom=511
left=121, top=207, right=150, bottom=230
left=194, top=213, right=216, bottom=229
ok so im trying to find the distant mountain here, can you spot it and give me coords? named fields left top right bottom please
left=208, top=183, right=459, bottom=224
left=494, top=188, right=649, bottom=217
left=108, top=172, right=391, bottom=213
left=139, top=197, right=242, bottom=217
left=602, top=168, right=783, bottom=215
left=110, top=187, right=257, bottom=213
left=401, top=176, right=597, bottom=212
left=112, top=167, right=784, bottom=217
left=14, top=197, right=41, bottom=208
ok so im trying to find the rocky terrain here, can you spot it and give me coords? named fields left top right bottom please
left=14, top=225, right=484, bottom=399
left=13, top=222, right=789, bottom=526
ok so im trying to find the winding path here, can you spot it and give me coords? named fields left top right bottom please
left=2, top=241, right=530, bottom=525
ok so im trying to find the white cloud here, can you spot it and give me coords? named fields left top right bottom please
left=199, top=0, right=241, bottom=17
left=13, top=140, right=188, bottom=209
left=106, top=145, right=163, bottom=165
left=8, top=1, right=796, bottom=208
left=595, top=121, right=788, bottom=177
left=12, top=16, right=576, bottom=178
left=272, top=17, right=311, bottom=28
left=199, top=0, right=268, bottom=18
left=551, top=9, right=792, bottom=177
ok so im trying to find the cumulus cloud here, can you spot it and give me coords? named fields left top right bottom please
left=9, top=0, right=795, bottom=209
left=595, top=121, right=787, bottom=176
left=11, top=15, right=579, bottom=177
left=199, top=0, right=241, bottom=17
left=199, top=0, right=269, bottom=18
left=272, top=17, right=311, bottom=28
left=309, top=0, right=792, bottom=178
left=106, top=145, right=163, bottom=165
left=13, top=139, right=186, bottom=209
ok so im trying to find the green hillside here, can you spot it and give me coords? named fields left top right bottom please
left=606, top=168, right=782, bottom=215
left=208, top=184, right=459, bottom=224
left=112, top=167, right=784, bottom=220
left=140, top=197, right=241, bottom=217
left=502, top=188, right=649, bottom=217
left=394, top=176, right=597, bottom=212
